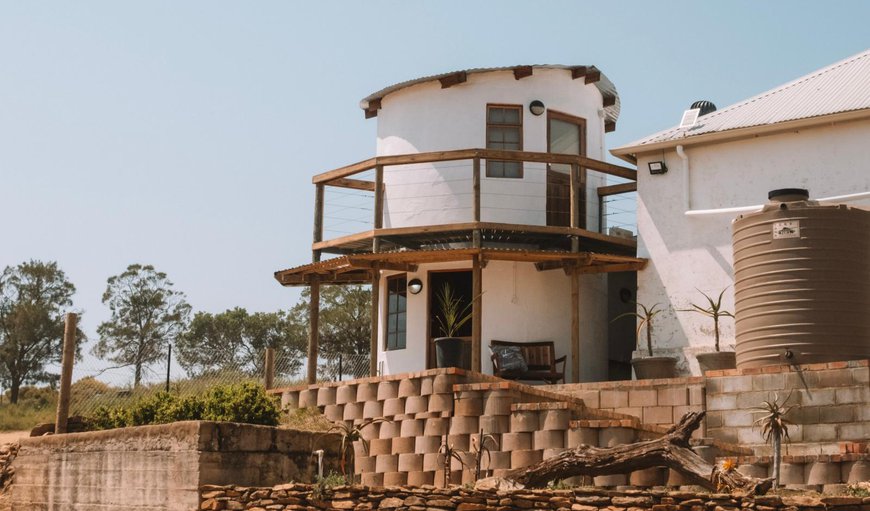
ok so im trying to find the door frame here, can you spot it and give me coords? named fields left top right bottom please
left=426, top=268, right=473, bottom=369
left=546, top=110, right=588, bottom=228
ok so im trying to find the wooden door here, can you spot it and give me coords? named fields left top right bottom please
left=547, top=111, right=586, bottom=227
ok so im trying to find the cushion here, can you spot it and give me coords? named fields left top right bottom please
left=490, top=345, right=528, bottom=373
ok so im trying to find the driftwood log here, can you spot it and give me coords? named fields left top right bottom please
left=487, top=412, right=772, bottom=495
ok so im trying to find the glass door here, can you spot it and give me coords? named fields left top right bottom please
left=547, top=111, right=586, bottom=227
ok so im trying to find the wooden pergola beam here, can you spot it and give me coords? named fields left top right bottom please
left=585, top=69, right=601, bottom=85
left=327, top=178, right=375, bottom=192
left=597, top=182, right=637, bottom=197
left=513, top=66, right=533, bottom=80
left=439, top=71, right=467, bottom=89
left=364, top=98, right=381, bottom=119
left=571, top=66, right=588, bottom=80
left=347, top=258, right=418, bottom=272
left=602, top=93, right=617, bottom=107
left=307, top=277, right=320, bottom=384
left=605, top=120, right=616, bottom=133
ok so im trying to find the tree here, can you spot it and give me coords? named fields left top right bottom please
left=175, top=307, right=306, bottom=378
left=0, top=261, right=81, bottom=404
left=93, top=264, right=190, bottom=387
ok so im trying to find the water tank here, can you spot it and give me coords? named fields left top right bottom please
left=732, top=188, right=870, bottom=368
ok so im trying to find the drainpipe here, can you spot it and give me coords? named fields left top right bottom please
left=676, top=145, right=690, bottom=211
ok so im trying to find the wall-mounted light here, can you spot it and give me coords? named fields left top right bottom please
left=648, top=161, right=668, bottom=175
left=529, top=100, right=545, bottom=116
left=408, top=278, right=423, bottom=295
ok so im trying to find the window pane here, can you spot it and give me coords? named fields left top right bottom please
left=503, top=108, right=520, bottom=124
left=488, top=108, right=504, bottom=124
left=385, top=276, right=407, bottom=351
left=549, top=118, right=581, bottom=155
left=504, top=162, right=522, bottom=178
left=504, top=128, right=519, bottom=144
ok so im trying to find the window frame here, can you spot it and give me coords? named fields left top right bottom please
left=384, top=274, right=408, bottom=351
left=485, top=103, right=524, bottom=179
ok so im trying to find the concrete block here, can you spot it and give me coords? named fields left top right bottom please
left=397, top=453, right=424, bottom=472
left=358, top=420, right=380, bottom=441
left=356, top=382, right=378, bottom=402
left=360, top=471, right=383, bottom=487
left=355, top=455, right=376, bottom=474
left=446, top=434, right=470, bottom=451
left=789, top=405, right=821, bottom=425
left=752, top=373, right=785, bottom=391
left=403, top=395, right=429, bottom=415
left=779, top=462, right=805, bottom=485
left=400, top=419, right=424, bottom=437
left=323, top=404, right=344, bottom=422
left=593, top=474, right=627, bottom=487
left=532, top=430, right=565, bottom=450
left=419, top=376, right=435, bottom=395
left=281, top=390, right=299, bottom=410
left=424, top=418, right=449, bottom=437
left=721, top=409, right=755, bottom=427
left=510, top=449, right=543, bottom=468
left=483, top=390, right=514, bottom=415
left=382, top=397, right=405, bottom=416
left=667, top=468, right=689, bottom=486
left=540, top=409, right=570, bottom=431
left=706, top=393, right=737, bottom=411
left=316, top=387, right=337, bottom=407
left=432, top=374, right=460, bottom=393
left=406, top=470, right=435, bottom=487
left=567, top=427, right=598, bottom=447
left=362, top=400, right=384, bottom=419
left=433, top=469, right=461, bottom=487
left=501, top=432, right=532, bottom=451
left=422, top=452, right=442, bottom=471
left=369, top=438, right=393, bottom=456
left=342, top=402, right=364, bottom=421
left=391, top=436, right=415, bottom=454
left=737, top=463, right=769, bottom=479
left=377, top=381, right=399, bottom=400
left=479, top=415, right=510, bottom=434
left=835, top=386, right=869, bottom=404
left=630, top=467, right=667, bottom=487
left=736, top=390, right=772, bottom=409
left=428, top=393, right=453, bottom=413
left=689, top=386, right=705, bottom=406
left=298, top=389, right=318, bottom=408
left=542, top=447, right=568, bottom=461
left=613, top=407, right=642, bottom=419
left=657, top=387, right=689, bottom=406
left=398, top=378, right=421, bottom=398
left=415, top=436, right=442, bottom=454
left=448, top=416, right=479, bottom=435
left=352, top=439, right=367, bottom=459
left=819, top=404, right=856, bottom=423
left=818, top=369, right=859, bottom=387
left=378, top=420, right=402, bottom=439
left=375, top=454, right=398, bottom=473
left=454, top=392, right=484, bottom=416
left=572, top=390, right=600, bottom=409
left=487, top=451, right=512, bottom=470
left=805, top=461, right=841, bottom=485
left=737, top=426, right=764, bottom=444
left=796, top=388, right=835, bottom=405
left=720, top=375, right=753, bottom=393
left=383, top=471, right=407, bottom=486
left=336, top=384, right=357, bottom=405
left=842, top=460, right=870, bottom=483
left=450, top=451, right=475, bottom=472
left=510, top=411, right=539, bottom=432
left=854, top=366, right=869, bottom=384
left=598, top=427, right=635, bottom=447
left=600, top=390, right=628, bottom=409
left=706, top=411, right=723, bottom=428
left=628, top=389, right=657, bottom=407
left=837, top=422, right=870, bottom=440
left=643, top=406, right=674, bottom=425
left=802, top=424, right=838, bottom=442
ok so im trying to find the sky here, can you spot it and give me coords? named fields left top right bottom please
left=1, top=1, right=868, bottom=383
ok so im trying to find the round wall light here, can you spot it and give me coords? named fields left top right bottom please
left=529, top=100, right=545, bottom=116
left=408, top=278, right=423, bottom=295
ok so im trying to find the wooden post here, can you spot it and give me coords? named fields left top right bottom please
left=373, top=164, right=384, bottom=253
left=307, top=278, right=320, bottom=384
left=264, top=347, right=275, bottom=390
left=313, top=184, right=324, bottom=262
left=471, top=255, right=482, bottom=373
left=369, top=267, right=380, bottom=377
left=55, top=313, right=77, bottom=434
left=472, top=156, right=482, bottom=248
left=570, top=270, right=581, bottom=383
left=570, top=163, right=581, bottom=252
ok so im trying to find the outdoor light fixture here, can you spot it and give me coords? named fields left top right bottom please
left=529, top=100, right=545, bottom=116
left=408, top=278, right=423, bottom=295
left=648, top=161, right=668, bottom=175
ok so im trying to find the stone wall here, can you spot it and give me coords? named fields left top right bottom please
left=198, top=483, right=870, bottom=511
left=10, top=421, right=338, bottom=511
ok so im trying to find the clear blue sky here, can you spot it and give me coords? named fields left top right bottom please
left=2, top=1, right=868, bottom=364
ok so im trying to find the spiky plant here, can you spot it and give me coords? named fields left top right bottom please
left=470, top=429, right=500, bottom=481
left=435, top=283, right=475, bottom=338
left=438, top=435, right=467, bottom=487
left=612, top=302, right=664, bottom=357
left=328, top=418, right=389, bottom=483
left=752, top=393, right=794, bottom=488
left=679, top=288, right=734, bottom=351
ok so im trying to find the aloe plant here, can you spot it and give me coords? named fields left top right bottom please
left=435, top=283, right=475, bottom=338
left=438, top=434, right=467, bottom=487
left=612, top=302, right=664, bottom=357
left=679, top=288, right=734, bottom=351
left=752, top=393, right=794, bottom=488
left=470, top=429, right=499, bottom=481
left=328, top=418, right=389, bottom=483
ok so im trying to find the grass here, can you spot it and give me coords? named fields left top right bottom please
left=282, top=406, right=333, bottom=432
left=0, top=402, right=55, bottom=432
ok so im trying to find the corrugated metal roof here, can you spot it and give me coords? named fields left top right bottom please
left=612, top=48, right=870, bottom=156
left=359, top=65, right=621, bottom=124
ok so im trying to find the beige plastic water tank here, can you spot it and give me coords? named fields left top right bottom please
left=732, top=188, right=870, bottom=368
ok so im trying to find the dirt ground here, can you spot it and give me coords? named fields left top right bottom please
left=0, top=432, right=27, bottom=445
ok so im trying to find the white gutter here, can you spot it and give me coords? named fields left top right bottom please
left=676, top=145, right=689, bottom=211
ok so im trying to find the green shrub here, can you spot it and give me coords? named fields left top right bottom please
left=90, top=405, right=131, bottom=429
left=129, top=392, right=177, bottom=426
left=202, top=382, right=279, bottom=426
left=155, top=394, right=205, bottom=423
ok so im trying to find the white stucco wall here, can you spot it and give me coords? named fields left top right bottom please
left=634, top=118, right=870, bottom=374
left=375, top=68, right=608, bottom=230
left=376, top=260, right=609, bottom=382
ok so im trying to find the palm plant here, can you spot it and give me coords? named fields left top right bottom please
left=435, top=283, right=474, bottom=338
left=470, top=429, right=499, bottom=481
left=328, top=417, right=389, bottom=483
left=612, top=302, right=664, bottom=357
left=679, top=288, right=734, bottom=351
left=752, top=393, right=794, bottom=488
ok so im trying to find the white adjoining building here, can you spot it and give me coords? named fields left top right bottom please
left=611, top=48, right=870, bottom=374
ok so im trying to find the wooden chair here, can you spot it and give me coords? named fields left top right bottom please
left=489, top=340, right=566, bottom=384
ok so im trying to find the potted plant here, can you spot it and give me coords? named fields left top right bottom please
left=680, top=288, right=736, bottom=372
left=613, top=302, right=677, bottom=379
left=433, top=282, right=474, bottom=368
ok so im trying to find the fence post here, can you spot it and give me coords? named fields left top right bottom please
left=264, top=347, right=275, bottom=390
left=165, top=344, right=172, bottom=392
left=338, top=354, right=343, bottom=381
left=55, top=312, right=77, bottom=434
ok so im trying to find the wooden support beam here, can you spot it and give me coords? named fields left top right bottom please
left=570, top=270, right=580, bottom=383
left=602, top=93, right=617, bottom=107
left=571, top=66, right=588, bottom=80
left=55, top=313, right=77, bottom=434
left=513, top=66, right=533, bottom=80
left=264, top=347, right=275, bottom=390
left=364, top=98, right=381, bottom=119
left=439, top=71, right=467, bottom=88
left=472, top=255, right=482, bottom=373
left=584, top=70, right=601, bottom=85
left=574, top=262, right=645, bottom=274
left=370, top=268, right=380, bottom=377
left=307, top=278, right=320, bottom=384
left=347, top=258, right=418, bottom=272
left=373, top=164, right=384, bottom=253
left=472, top=157, right=481, bottom=221
left=597, top=182, right=637, bottom=197
left=605, top=120, right=616, bottom=133
left=327, top=178, right=375, bottom=192
left=313, top=184, right=324, bottom=263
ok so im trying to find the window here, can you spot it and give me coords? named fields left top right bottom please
left=486, top=105, right=523, bottom=178
left=385, top=275, right=407, bottom=350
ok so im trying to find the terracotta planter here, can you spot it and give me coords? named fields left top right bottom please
left=696, top=351, right=736, bottom=373
left=631, top=356, right=678, bottom=379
